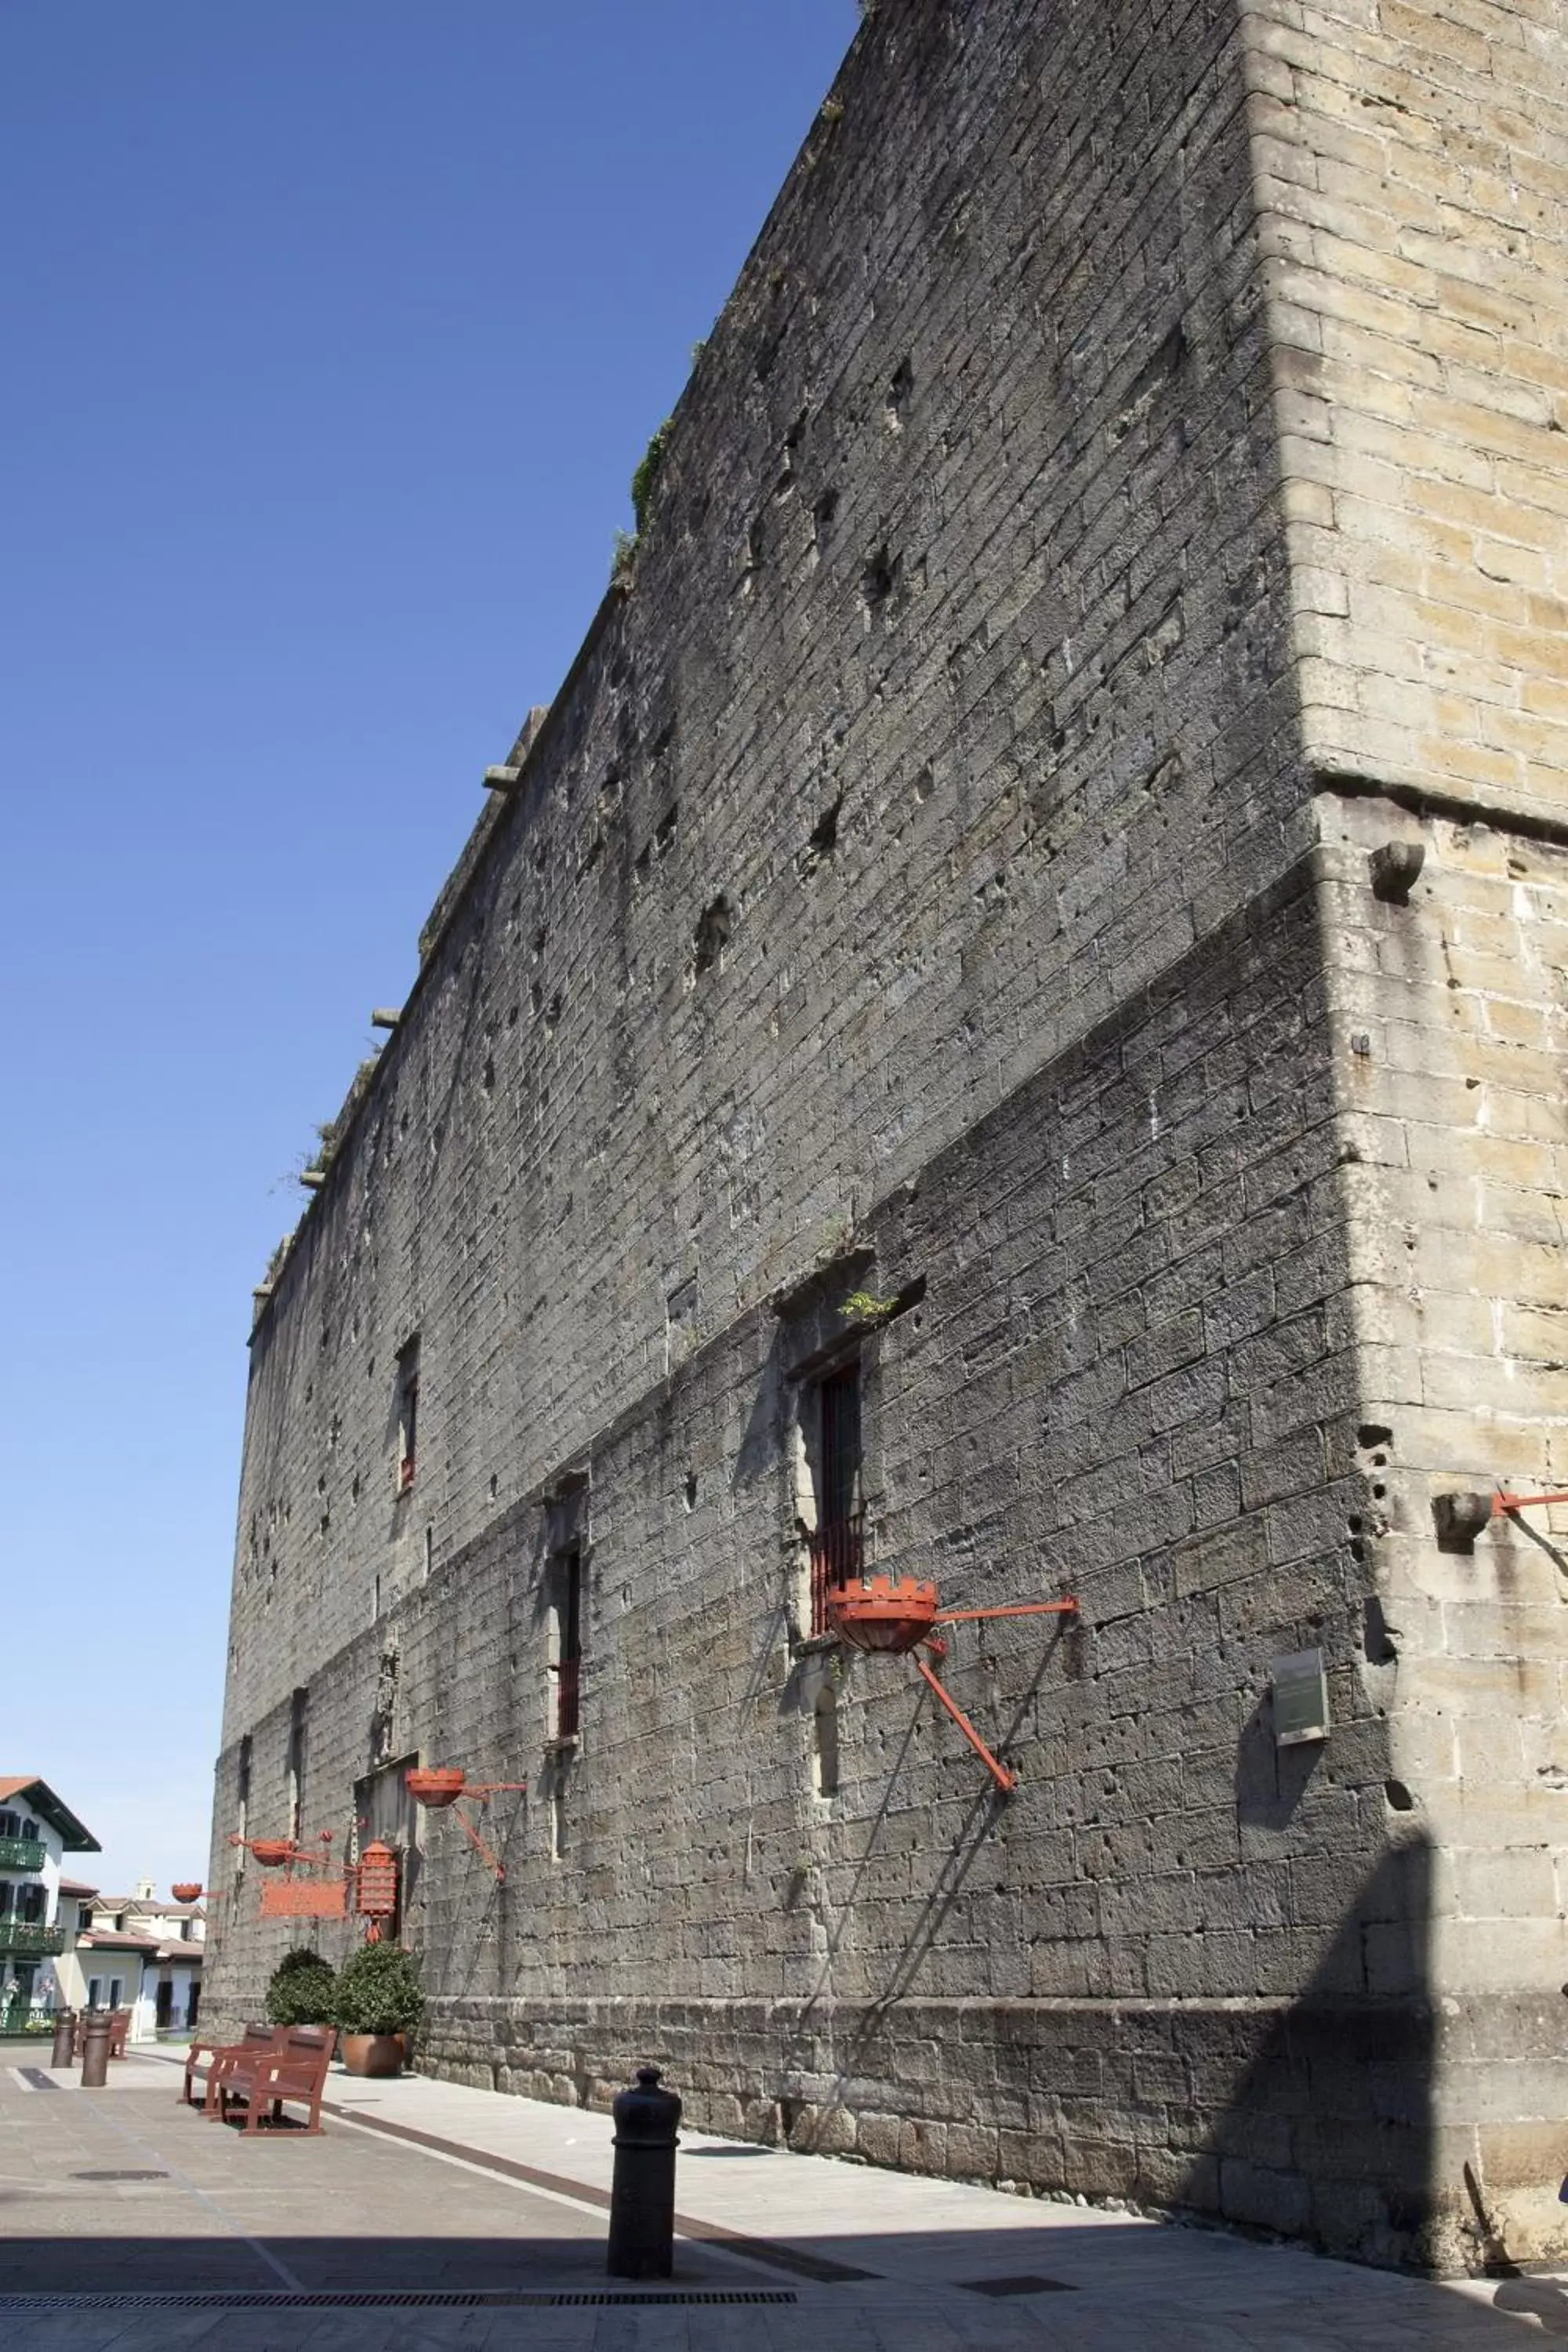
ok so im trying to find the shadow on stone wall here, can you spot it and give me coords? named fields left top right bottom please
left=783, top=1618, right=1073, bottom=2024
left=1174, top=1833, right=1439, bottom=2270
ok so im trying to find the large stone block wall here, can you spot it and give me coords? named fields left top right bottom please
left=1237, top=0, right=1568, bottom=2264
left=1313, top=791, right=1568, bottom=2259
left=216, top=873, right=1439, bottom=2262
left=220, top=0, right=1299, bottom=1735
left=205, top=0, right=1568, bottom=2281
left=1243, top=0, right=1568, bottom=812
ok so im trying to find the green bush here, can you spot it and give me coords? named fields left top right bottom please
left=265, top=1947, right=338, bottom=2026
left=332, top=1941, right=425, bottom=2037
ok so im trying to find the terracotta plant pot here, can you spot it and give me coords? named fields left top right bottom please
left=342, top=2031, right=405, bottom=2078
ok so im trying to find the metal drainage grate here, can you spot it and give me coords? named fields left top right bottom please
left=71, top=2171, right=170, bottom=2182
left=959, top=2274, right=1078, bottom=2297
left=16, top=2068, right=58, bottom=2092
left=0, top=2289, right=799, bottom=2312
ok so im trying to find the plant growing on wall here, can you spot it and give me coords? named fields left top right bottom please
left=631, top=419, right=672, bottom=535
left=333, top=1942, right=425, bottom=2036
left=301, top=1118, right=338, bottom=1183
left=265, top=1947, right=339, bottom=2026
left=840, top=1288, right=898, bottom=1324
left=612, top=417, right=677, bottom=582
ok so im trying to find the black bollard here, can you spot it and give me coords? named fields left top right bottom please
left=50, top=2010, right=75, bottom=2070
left=606, top=2064, right=682, bottom=2279
left=80, top=2012, right=111, bottom=2089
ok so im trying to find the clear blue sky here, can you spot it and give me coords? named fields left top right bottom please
left=0, top=0, right=856, bottom=1903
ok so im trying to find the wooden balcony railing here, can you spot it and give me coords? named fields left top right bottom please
left=0, top=1920, right=64, bottom=1957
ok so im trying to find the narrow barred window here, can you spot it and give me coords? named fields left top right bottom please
left=807, top=1363, right=863, bottom=1635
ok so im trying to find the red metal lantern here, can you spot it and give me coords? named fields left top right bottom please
left=248, top=1838, right=294, bottom=1869
left=356, top=1840, right=400, bottom=1920
left=828, top=1574, right=940, bottom=1654
left=406, top=1767, right=467, bottom=1808
left=170, top=1882, right=205, bottom=1904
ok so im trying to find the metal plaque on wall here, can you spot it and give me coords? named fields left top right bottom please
left=1272, top=1648, right=1330, bottom=1747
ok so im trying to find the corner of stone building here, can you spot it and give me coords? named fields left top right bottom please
left=1238, top=0, right=1568, bottom=821
left=1301, top=793, right=1568, bottom=2270
left=1233, top=0, right=1568, bottom=2270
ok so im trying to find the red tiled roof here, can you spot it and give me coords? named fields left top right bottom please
left=57, top=1878, right=100, bottom=1898
left=76, top=1929, right=161, bottom=1955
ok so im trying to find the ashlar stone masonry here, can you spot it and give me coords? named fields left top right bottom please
left=206, top=0, right=1568, bottom=2278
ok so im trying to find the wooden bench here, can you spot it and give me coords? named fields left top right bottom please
left=73, top=2008, right=133, bottom=2062
left=215, top=2025, right=337, bottom=2136
left=183, top=2021, right=278, bottom=2108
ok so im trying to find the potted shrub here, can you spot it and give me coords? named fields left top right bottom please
left=333, top=1941, right=424, bottom=2078
left=265, top=1947, right=338, bottom=2028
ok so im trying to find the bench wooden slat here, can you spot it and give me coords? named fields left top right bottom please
left=182, top=2023, right=278, bottom=2109
left=215, top=2026, right=338, bottom=2136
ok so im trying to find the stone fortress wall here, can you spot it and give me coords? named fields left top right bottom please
left=206, top=0, right=1568, bottom=2274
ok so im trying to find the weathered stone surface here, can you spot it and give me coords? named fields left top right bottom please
left=205, top=0, right=1568, bottom=2285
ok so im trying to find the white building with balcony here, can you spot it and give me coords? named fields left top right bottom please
left=0, top=1774, right=101, bottom=2031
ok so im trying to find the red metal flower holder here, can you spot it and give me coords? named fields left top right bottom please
left=826, top=1572, right=1079, bottom=1795
left=405, top=1764, right=528, bottom=1882
left=828, top=1575, right=940, bottom=1653
left=226, top=1830, right=349, bottom=1920
left=229, top=1827, right=337, bottom=1874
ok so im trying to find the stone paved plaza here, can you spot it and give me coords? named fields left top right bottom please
left=3, top=2050, right=1568, bottom=2348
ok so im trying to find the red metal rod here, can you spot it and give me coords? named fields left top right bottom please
left=913, top=1657, right=1017, bottom=1794
left=933, top=1599, right=1080, bottom=1624
left=454, top=1802, right=506, bottom=1882
left=465, top=1783, right=530, bottom=1798
left=1494, top=1491, right=1568, bottom=1515
left=227, top=1831, right=336, bottom=1874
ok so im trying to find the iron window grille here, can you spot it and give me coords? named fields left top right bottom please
left=551, top=1549, right=583, bottom=1741
left=808, top=1363, right=864, bottom=1635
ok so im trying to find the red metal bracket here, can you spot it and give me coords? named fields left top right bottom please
left=1494, top=1490, right=1568, bottom=1515
left=933, top=1599, right=1080, bottom=1624
left=451, top=1806, right=506, bottom=1880
left=914, top=1657, right=1017, bottom=1795
left=825, top=1577, right=1079, bottom=1795
left=405, top=1768, right=528, bottom=1883
left=228, top=1828, right=336, bottom=1875
left=450, top=1788, right=529, bottom=1882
